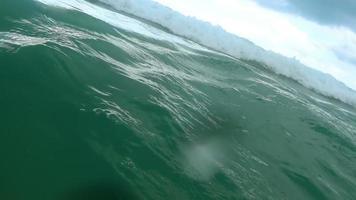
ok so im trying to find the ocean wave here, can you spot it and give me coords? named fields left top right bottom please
left=97, top=0, right=356, bottom=106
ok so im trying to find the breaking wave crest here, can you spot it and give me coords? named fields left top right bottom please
left=99, top=0, right=356, bottom=106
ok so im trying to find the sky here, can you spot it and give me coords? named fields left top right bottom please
left=153, top=0, right=356, bottom=90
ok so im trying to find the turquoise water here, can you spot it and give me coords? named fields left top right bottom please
left=1, top=0, right=356, bottom=199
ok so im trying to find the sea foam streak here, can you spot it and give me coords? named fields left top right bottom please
left=97, top=0, right=356, bottom=106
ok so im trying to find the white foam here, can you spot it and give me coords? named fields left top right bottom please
left=96, top=0, right=356, bottom=106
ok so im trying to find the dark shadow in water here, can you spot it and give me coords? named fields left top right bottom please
left=302, top=117, right=356, bottom=152
left=64, top=181, right=140, bottom=200
left=281, top=168, right=328, bottom=200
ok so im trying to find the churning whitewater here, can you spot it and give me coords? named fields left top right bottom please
left=0, top=0, right=356, bottom=199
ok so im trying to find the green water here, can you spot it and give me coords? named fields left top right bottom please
left=1, top=0, right=356, bottom=199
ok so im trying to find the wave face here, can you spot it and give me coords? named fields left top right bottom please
left=1, top=0, right=356, bottom=199
left=98, top=0, right=356, bottom=107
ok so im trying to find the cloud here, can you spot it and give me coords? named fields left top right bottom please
left=254, top=0, right=356, bottom=32
left=333, top=45, right=356, bottom=66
